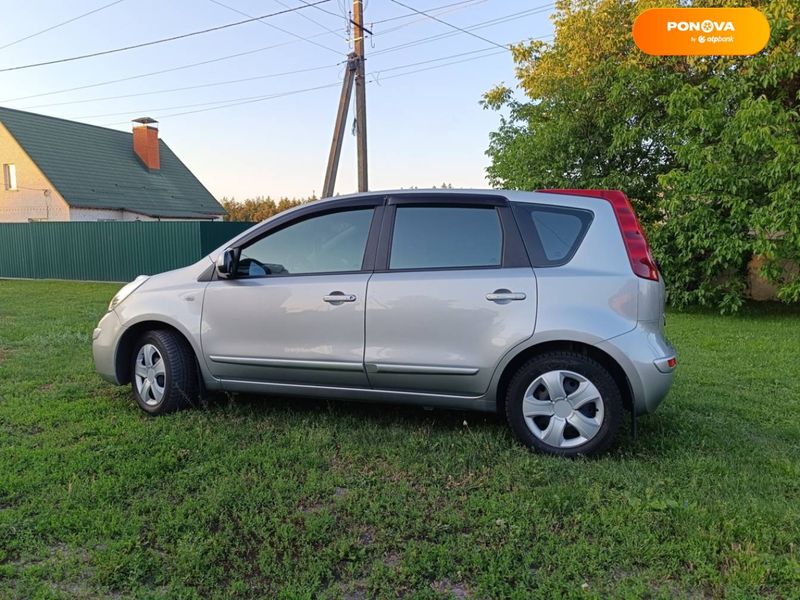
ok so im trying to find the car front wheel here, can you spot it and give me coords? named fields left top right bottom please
left=505, top=352, right=623, bottom=457
left=130, top=329, right=199, bottom=415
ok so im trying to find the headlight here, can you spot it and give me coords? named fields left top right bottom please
left=108, top=275, right=149, bottom=311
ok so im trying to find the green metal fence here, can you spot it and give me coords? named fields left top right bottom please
left=0, top=221, right=252, bottom=282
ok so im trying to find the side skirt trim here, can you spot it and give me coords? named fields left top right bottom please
left=218, top=378, right=495, bottom=412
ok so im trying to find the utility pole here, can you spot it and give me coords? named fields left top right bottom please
left=353, top=0, right=368, bottom=193
left=321, top=54, right=356, bottom=199
left=321, top=0, right=368, bottom=197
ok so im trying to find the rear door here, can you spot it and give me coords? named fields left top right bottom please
left=364, top=195, right=537, bottom=396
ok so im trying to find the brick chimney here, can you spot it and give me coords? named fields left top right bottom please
left=132, top=117, right=160, bottom=170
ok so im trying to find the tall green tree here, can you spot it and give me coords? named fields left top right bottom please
left=485, top=0, right=799, bottom=311
left=654, top=0, right=800, bottom=310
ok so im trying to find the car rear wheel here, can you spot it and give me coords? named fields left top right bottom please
left=505, top=351, right=622, bottom=457
left=130, top=329, right=199, bottom=415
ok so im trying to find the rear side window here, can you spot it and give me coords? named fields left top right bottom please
left=390, top=206, right=502, bottom=270
left=513, top=204, right=592, bottom=267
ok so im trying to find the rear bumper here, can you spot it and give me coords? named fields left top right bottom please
left=92, top=310, right=123, bottom=385
left=596, top=321, right=676, bottom=415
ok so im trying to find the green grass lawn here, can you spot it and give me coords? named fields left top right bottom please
left=0, top=280, right=798, bottom=599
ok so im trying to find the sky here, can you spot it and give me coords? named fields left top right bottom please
left=0, top=0, right=554, bottom=200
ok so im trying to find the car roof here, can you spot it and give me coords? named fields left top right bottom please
left=326, top=188, right=506, bottom=201
left=316, top=188, right=603, bottom=207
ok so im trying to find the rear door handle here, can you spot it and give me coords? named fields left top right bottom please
left=323, top=291, right=357, bottom=304
left=486, top=290, right=526, bottom=303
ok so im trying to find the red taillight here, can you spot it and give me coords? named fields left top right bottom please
left=667, top=357, right=677, bottom=369
left=537, top=188, right=659, bottom=281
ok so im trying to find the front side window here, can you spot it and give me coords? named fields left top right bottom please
left=238, top=208, right=373, bottom=277
left=389, top=206, right=503, bottom=270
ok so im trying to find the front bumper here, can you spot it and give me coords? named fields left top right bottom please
left=92, top=310, right=123, bottom=385
left=596, top=321, right=676, bottom=415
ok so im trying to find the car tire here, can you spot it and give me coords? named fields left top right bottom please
left=505, top=351, right=623, bottom=457
left=130, top=329, right=199, bottom=415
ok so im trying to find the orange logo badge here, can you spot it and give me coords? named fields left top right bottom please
left=633, top=8, right=770, bottom=56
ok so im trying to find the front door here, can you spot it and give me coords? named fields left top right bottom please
left=364, top=199, right=537, bottom=396
left=202, top=206, right=378, bottom=387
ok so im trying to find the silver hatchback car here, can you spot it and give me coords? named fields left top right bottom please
left=93, top=189, right=675, bottom=456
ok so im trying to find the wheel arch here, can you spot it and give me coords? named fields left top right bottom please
left=114, top=320, right=197, bottom=385
left=495, top=340, right=634, bottom=414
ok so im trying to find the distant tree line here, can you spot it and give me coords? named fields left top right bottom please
left=221, top=185, right=454, bottom=223
left=220, top=196, right=315, bottom=222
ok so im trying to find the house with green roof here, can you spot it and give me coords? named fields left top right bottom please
left=0, top=107, right=225, bottom=222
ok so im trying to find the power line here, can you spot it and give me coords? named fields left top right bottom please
left=24, top=40, right=538, bottom=111
left=388, top=0, right=508, bottom=51
left=372, top=4, right=553, bottom=56
left=0, top=0, right=127, bottom=52
left=91, top=45, right=517, bottom=124
left=83, top=83, right=342, bottom=119
left=272, top=0, right=346, bottom=39
left=3, top=2, right=549, bottom=105
left=372, top=0, right=485, bottom=24
left=297, top=0, right=352, bottom=22
left=148, top=82, right=343, bottom=120
left=0, top=38, right=320, bottom=103
left=22, top=39, right=521, bottom=110
left=208, top=0, right=343, bottom=55
left=157, top=48, right=512, bottom=120
left=300, top=0, right=373, bottom=41
left=21, top=63, right=341, bottom=109
left=373, top=4, right=552, bottom=49
left=370, top=0, right=489, bottom=38
left=373, top=45, right=503, bottom=75
left=0, top=0, right=332, bottom=73
left=385, top=46, right=507, bottom=77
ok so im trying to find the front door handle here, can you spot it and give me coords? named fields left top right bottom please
left=323, top=291, right=357, bottom=304
left=486, top=289, right=527, bottom=303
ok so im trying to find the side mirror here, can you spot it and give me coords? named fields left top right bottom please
left=216, top=248, right=239, bottom=279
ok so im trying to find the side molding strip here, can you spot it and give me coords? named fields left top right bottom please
left=365, top=363, right=479, bottom=375
left=208, top=355, right=364, bottom=371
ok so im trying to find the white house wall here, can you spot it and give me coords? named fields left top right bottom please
left=68, top=208, right=221, bottom=221
left=69, top=208, right=154, bottom=221
left=0, top=122, right=70, bottom=222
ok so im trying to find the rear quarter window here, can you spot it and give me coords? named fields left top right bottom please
left=512, top=204, right=593, bottom=267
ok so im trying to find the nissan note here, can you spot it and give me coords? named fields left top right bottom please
left=93, top=189, right=676, bottom=456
